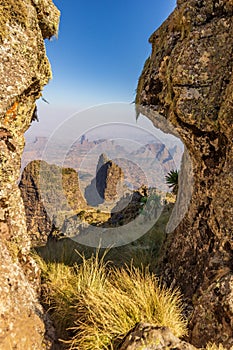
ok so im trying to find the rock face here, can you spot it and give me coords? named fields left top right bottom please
left=97, top=154, right=124, bottom=202
left=136, top=0, right=233, bottom=347
left=107, top=186, right=149, bottom=227
left=0, top=0, right=59, bottom=348
left=19, top=160, right=86, bottom=245
left=85, top=153, right=124, bottom=206
left=119, top=323, right=197, bottom=350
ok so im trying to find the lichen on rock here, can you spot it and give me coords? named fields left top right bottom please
left=0, top=0, right=60, bottom=348
left=136, top=0, right=233, bottom=347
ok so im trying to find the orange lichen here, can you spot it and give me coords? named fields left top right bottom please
left=4, top=101, right=19, bottom=125
left=6, top=101, right=18, bottom=117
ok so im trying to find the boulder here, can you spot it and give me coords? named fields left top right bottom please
left=119, top=323, right=197, bottom=350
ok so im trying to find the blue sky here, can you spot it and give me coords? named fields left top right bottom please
left=28, top=0, right=176, bottom=137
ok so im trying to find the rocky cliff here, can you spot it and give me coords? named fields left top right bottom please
left=19, top=160, right=86, bottom=245
left=0, top=0, right=59, bottom=348
left=136, top=0, right=233, bottom=347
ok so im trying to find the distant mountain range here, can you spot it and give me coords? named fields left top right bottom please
left=20, top=136, right=183, bottom=245
left=22, top=136, right=183, bottom=194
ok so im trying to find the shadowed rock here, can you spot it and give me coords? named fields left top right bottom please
left=119, top=323, right=197, bottom=350
left=0, top=1, right=59, bottom=347
left=19, top=160, right=86, bottom=245
left=136, top=0, right=233, bottom=347
left=85, top=153, right=124, bottom=206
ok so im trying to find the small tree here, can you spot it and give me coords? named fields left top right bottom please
left=165, top=169, right=179, bottom=195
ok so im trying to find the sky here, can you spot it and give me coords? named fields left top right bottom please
left=27, top=0, right=177, bottom=138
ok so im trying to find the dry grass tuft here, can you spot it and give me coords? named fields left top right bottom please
left=37, top=252, right=187, bottom=349
left=205, top=344, right=227, bottom=350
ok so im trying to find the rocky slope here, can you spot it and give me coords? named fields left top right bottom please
left=136, top=0, right=233, bottom=347
left=0, top=0, right=59, bottom=348
left=19, top=160, right=86, bottom=245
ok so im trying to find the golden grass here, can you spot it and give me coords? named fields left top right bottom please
left=37, top=252, right=187, bottom=349
left=38, top=252, right=109, bottom=340
left=205, top=344, right=227, bottom=350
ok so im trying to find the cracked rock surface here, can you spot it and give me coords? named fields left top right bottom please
left=0, top=0, right=59, bottom=348
left=136, top=0, right=233, bottom=347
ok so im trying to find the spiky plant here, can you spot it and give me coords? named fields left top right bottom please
left=165, top=169, right=179, bottom=195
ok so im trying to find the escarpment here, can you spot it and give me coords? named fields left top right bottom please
left=0, top=0, right=60, bottom=348
left=19, top=160, right=86, bottom=245
left=136, top=0, right=233, bottom=347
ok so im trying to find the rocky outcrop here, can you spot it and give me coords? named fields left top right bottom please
left=0, top=242, right=47, bottom=349
left=19, top=160, right=86, bottom=245
left=97, top=154, right=124, bottom=202
left=107, top=186, right=149, bottom=227
left=0, top=0, right=59, bottom=348
left=119, top=323, right=197, bottom=350
left=136, top=0, right=233, bottom=347
left=85, top=153, right=124, bottom=206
